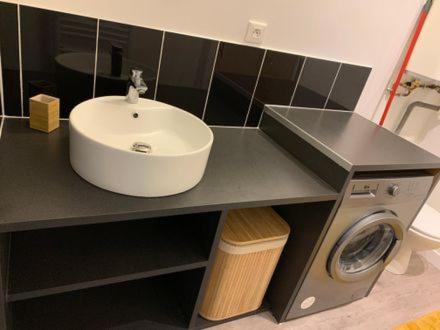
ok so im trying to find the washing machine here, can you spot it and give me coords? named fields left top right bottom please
left=286, top=174, right=434, bottom=320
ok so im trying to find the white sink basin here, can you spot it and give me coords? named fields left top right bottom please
left=69, top=96, right=213, bottom=197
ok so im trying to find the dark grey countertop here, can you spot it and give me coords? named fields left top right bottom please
left=266, top=105, right=440, bottom=171
left=0, top=119, right=337, bottom=232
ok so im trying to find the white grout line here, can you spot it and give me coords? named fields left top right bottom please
left=4, top=115, right=29, bottom=119
left=285, top=105, right=348, bottom=112
left=153, top=31, right=165, bottom=100
left=0, top=41, right=6, bottom=139
left=17, top=5, right=24, bottom=117
left=257, top=106, right=268, bottom=128
left=92, top=19, right=100, bottom=98
left=209, top=124, right=258, bottom=129
left=0, top=41, right=5, bottom=118
left=201, top=41, right=220, bottom=121
left=1, top=116, right=261, bottom=127
left=3, top=114, right=70, bottom=121
left=323, top=62, right=342, bottom=109
left=266, top=104, right=353, bottom=113
left=2, top=115, right=262, bottom=126
left=0, top=117, right=4, bottom=139
left=244, top=49, right=267, bottom=127
left=289, top=57, right=307, bottom=106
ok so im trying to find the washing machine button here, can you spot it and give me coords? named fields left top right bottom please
left=388, top=184, right=400, bottom=197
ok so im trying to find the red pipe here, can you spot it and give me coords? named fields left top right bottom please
left=379, top=0, right=433, bottom=126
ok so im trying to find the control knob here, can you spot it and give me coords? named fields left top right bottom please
left=388, top=184, right=400, bottom=197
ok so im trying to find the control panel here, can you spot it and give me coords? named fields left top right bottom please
left=345, top=175, right=434, bottom=206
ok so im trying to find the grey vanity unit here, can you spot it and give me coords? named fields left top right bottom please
left=0, top=105, right=439, bottom=329
left=0, top=119, right=338, bottom=330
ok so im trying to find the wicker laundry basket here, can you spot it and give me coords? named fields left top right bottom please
left=199, top=207, right=290, bottom=321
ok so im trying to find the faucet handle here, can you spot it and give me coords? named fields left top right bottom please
left=128, top=68, right=148, bottom=96
left=127, top=68, right=148, bottom=97
left=130, top=68, right=143, bottom=79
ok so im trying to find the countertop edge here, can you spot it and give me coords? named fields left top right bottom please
left=0, top=193, right=339, bottom=233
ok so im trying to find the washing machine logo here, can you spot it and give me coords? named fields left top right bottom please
left=300, top=296, right=316, bottom=309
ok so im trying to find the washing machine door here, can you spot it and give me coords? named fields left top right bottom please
left=327, top=210, right=405, bottom=282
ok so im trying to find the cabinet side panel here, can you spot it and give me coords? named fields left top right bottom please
left=0, top=234, right=11, bottom=329
left=267, top=202, right=335, bottom=322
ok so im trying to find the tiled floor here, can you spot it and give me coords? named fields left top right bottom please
left=212, top=254, right=440, bottom=330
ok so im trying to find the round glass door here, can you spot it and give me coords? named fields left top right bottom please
left=339, top=223, right=395, bottom=274
left=327, top=210, right=405, bottom=282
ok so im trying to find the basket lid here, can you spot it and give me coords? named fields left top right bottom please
left=222, top=207, right=290, bottom=246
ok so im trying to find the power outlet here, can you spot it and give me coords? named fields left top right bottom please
left=245, top=20, right=267, bottom=44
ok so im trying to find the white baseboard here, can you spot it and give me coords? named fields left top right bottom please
left=419, top=249, right=440, bottom=270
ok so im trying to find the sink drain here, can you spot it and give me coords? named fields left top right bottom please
left=131, top=142, right=152, bottom=154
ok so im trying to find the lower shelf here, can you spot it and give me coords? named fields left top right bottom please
left=11, top=268, right=205, bottom=330
left=192, top=299, right=271, bottom=329
left=8, top=212, right=220, bottom=301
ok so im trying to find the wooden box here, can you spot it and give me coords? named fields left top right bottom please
left=29, top=94, right=60, bottom=133
left=199, top=207, right=290, bottom=321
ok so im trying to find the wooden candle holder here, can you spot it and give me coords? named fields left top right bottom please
left=29, top=94, right=60, bottom=133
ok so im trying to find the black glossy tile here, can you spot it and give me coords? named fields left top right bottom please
left=95, top=20, right=163, bottom=100
left=291, top=58, right=340, bottom=109
left=20, top=6, right=97, bottom=117
left=0, top=2, right=21, bottom=116
left=204, top=43, right=264, bottom=126
left=156, top=32, right=218, bottom=118
left=246, top=50, right=304, bottom=127
left=325, top=63, right=371, bottom=111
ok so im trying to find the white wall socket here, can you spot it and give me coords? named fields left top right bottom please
left=245, top=20, right=267, bottom=44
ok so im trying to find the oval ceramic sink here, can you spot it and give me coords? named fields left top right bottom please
left=69, top=96, right=213, bottom=197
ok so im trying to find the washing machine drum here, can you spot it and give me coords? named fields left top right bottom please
left=327, top=210, right=405, bottom=282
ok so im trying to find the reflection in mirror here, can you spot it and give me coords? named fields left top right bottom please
left=21, top=6, right=97, bottom=117
left=95, top=20, right=163, bottom=101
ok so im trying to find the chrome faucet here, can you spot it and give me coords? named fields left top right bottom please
left=126, top=69, right=148, bottom=104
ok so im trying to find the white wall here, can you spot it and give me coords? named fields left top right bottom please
left=380, top=72, right=440, bottom=212
left=374, top=1, right=440, bottom=264
left=373, top=2, right=440, bottom=211
left=372, top=0, right=439, bottom=123
left=2, top=0, right=424, bottom=119
left=383, top=82, right=440, bottom=268
left=407, top=0, right=440, bottom=81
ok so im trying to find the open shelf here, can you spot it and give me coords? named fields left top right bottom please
left=11, top=268, right=205, bottom=330
left=8, top=212, right=220, bottom=302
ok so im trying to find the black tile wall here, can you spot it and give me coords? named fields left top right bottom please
left=325, top=64, right=371, bottom=111
left=20, top=6, right=97, bottom=118
left=204, top=42, right=264, bottom=126
left=246, top=51, right=305, bottom=127
left=0, top=2, right=21, bottom=116
left=291, top=58, right=340, bottom=109
left=0, top=2, right=373, bottom=125
left=156, top=32, right=218, bottom=118
left=95, top=20, right=163, bottom=100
